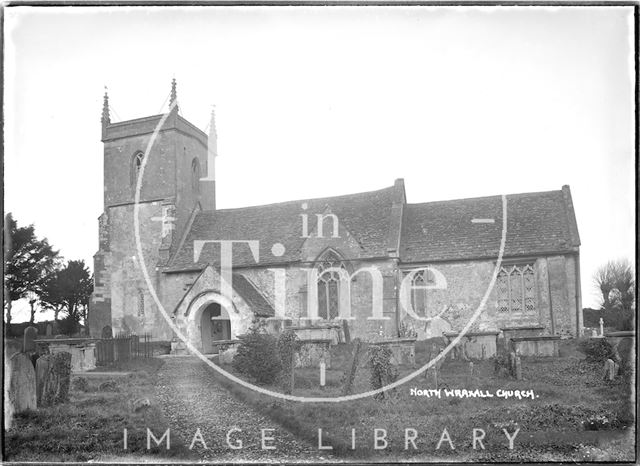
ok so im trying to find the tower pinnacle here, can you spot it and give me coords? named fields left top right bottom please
left=101, top=87, right=110, bottom=126
left=169, top=78, right=179, bottom=113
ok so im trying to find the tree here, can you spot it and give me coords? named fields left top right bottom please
left=40, top=260, right=93, bottom=332
left=593, top=259, right=636, bottom=330
left=4, top=214, right=60, bottom=327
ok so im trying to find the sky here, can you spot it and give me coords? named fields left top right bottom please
left=4, top=6, right=635, bottom=322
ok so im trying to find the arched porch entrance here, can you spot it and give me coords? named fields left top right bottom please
left=200, top=302, right=232, bottom=354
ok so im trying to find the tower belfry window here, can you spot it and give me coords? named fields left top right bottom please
left=191, top=158, right=201, bottom=194
left=131, top=152, right=144, bottom=189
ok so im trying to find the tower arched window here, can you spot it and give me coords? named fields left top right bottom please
left=131, top=152, right=145, bottom=189
left=191, top=158, right=201, bottom=194
left=316, top=249, right=347, bottom=320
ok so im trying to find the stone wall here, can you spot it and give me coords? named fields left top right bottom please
left=398, top=254, right=580, bottom=339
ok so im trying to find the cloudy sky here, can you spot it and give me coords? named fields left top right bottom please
left=4, top=6, right=635, bottom=321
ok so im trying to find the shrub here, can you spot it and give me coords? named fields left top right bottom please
left=233, top=324, right=282, bottom=385
left=72, top=377, right=89, bottom=392
left=493, top=352, right=511, bottom=376
left=98, top=380, right=118, bottom=392
left=58, top=316, right=80, bottom=336
left=368, top=345, right=398, bottom=400
left=276, top=330, right=299, bottom=393
left=578, top=338, right=616, bottom=363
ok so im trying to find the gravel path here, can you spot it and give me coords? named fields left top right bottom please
left=154, top=356, right=333, bottom=463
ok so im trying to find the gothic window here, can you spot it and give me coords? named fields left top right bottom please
left=191, top=158, right=201, bottom=194
left=131, top=152, right=144, bottom=189
left=316, top=250, right=347, bottom=320
left=137, top=289, right=145, bottom=318
left=408, top=269, right=435, bottom=316
left=496, top=263, right=537, bottom=314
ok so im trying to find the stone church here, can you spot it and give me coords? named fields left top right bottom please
left=88, top=81, right=583, bottom=353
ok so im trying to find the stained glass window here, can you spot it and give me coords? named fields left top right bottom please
left=496, top=263, right=537, bottom=314
left=409, top=269, right=435, bottom=316
left=316, top=250, right=347, bottom=320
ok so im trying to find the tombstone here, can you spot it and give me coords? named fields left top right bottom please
left=41, top=352, right=72, bottom=406
left=342, top=320, right=351, bottom=344
left=36, top=355, right=52, bottom=406
left=23, top=326, right=38, bottom=353
left=508, top=351, right=517, bottom=377
left=603, top=359, right=618, bottom=381
left=599, top=318, right=604, bottom=337
left=341, top=338, right=362, bottom=396
left=7, top=353, right=37, bottom=422
left=514, top=356, right=522, bottom=380
left=45, top=323, right=53, bottom=337
left=101, top=325, right=113, bottom=339
left=591, top=329, right=598, bottom=338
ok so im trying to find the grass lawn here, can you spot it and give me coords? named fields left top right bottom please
left=210, top=339, right=636, bottom=462
left=5, top=357, right=195, bottom=462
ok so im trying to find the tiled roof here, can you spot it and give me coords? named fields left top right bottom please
left=166, top=185, right=399, bottom=271
left=232, top=274, right=274, bottom=317
left=165, top=183, right=579, bottom=272
left=400, top=188, right=579, bottom=263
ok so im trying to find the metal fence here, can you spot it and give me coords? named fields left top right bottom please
left=96, top=332, right=153, bottom=366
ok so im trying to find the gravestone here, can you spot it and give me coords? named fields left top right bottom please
left=603, top=359, right=618, bottom=381
left=508, top=351, right=517, bottom=377
left=514, top=356, right=522, bottom=380
left=7, top=353, right=37, bottom=419
left=101, top=325, right=113, bottom=339
left=36, top=355, right=51, bottom=406
left=341, top=338, right=362, bottom=396
left=41, top=352, right=71, bottom=406
left=45, top=324, right=53, bottom=337
left=23, top=326, right=38, bottom=353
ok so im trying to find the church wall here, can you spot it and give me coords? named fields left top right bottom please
left=548, top=254, right=579, bottom=337
left=239, top=258, right=398, bottom=341
left=172, top=132, right=208, bottom=253
left=103, top=202, right=172, bottom=338
left=157, top=270, right=202, bottom=340
left=103, top=131, right=177, bottom=207
left=398, top=254, right=579, bottom=339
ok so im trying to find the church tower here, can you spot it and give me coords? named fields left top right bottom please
left=88, top=80, right=216, bottom=338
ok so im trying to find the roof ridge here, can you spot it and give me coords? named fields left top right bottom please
left=406, top=188, right=563, bottom=207
left=209, top=184, right=396, bottom=213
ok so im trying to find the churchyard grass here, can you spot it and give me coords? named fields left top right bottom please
left=5, top=357, right=193, bottom=462
left=210, top=339, right=635, bottom=462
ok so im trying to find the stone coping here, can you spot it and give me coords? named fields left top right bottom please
left=210, top=339, right=242, bottom=346
left=604, top=331, right=636, bottom=337
left=298, top=338, right=333, bottom=344
left=510, top=335, right=560, bottom=342
left=443, top=330, right=500, bottom=337
left=285, top=324, right=341, bottom=330
left=37, top=338, right=97, bottom=345
left=500, top=325, right=545, bottom=331
left=370, top=338, right=417, bottom=345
